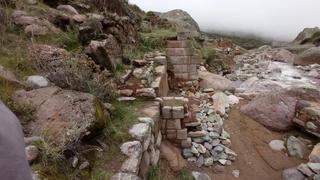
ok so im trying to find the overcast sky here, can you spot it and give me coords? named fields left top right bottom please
left=129, top=0, right=320, bottom=41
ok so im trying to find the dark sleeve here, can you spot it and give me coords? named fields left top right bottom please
left=0, top=101, right=33, bottom=180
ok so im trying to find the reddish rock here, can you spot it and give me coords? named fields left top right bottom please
left=241, top=91, right=297, bottom=131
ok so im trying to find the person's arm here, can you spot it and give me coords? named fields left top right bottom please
left=0, top=101, right=32, bottom=180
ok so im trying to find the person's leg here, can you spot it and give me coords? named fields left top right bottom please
left=0, top=101, right=32, bottom=180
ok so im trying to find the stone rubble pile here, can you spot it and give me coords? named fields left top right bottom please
left=118, top=52, right=169, bottom=101
left=180, top=91, right=238, bottom=168
left=283, top=143, right=320, bottom=180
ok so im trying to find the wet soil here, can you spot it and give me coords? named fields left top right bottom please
left=186, top=100, right=303, bottom=180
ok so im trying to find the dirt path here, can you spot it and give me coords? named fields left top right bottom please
left=187, top=101, right=302, bottom=180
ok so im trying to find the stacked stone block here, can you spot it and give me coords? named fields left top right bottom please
left=160, top=97, right=191, bottom=147
left=166, top=38, right=202, bottom=81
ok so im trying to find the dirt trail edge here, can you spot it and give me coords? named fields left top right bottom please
left=195, top=101, right=302, bottom=180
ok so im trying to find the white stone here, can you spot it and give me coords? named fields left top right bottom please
left=232, top=170, right=240, bottom=178
left=228, top=95, right=240, bottom=106
left=138, top=117, right=154, bottom=127
left=192, top=171, right=211, bottom=180
left=27, top=75, right=49, bottom=87
left=307, top=163, right=320, bottom=174
left=129, top=123, right=151, bottom=141
left=269, top=140, right=286, bottom=151
left=120, top=141, right=142, bottom=158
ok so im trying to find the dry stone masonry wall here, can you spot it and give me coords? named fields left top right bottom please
left=166, top=33, right=202, bottom=88
left=111, top=116, right=161, bottom=180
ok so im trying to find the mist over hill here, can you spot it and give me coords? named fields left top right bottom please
left=129, top=0, right=320, bottom=41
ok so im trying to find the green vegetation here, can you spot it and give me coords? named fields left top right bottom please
left=301, top=31, right=320, bottom=45
left=200, top=47, right=218, bottom=61
left=123, top=26, right=178, bottom=60
left=178, top=169, right=194, bottom=180
left=88, top=100, right=144, bottom=179
left=33, top=29, right=82, bottom=51
left=32, top=135, right=70, bottom=180
left=147, top=165, right=160, bottom=180
left=207, top=32, right=271, bottom=50
left=139, top=27, right=177, bottom=51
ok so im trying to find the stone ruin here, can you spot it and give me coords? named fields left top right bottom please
left=166, top=32, right=203, bottom=90
left=160, top=97, right=192, bottom=147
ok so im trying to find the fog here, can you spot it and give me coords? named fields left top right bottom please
left=129, top=0, right=320, bottom=41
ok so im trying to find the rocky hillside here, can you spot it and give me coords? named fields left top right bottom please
left=0, top=0, right=320, bottom=180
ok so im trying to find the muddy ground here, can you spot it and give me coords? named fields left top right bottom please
left=186, top=100, right=304, bottom=180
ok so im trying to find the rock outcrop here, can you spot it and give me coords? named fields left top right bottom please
left=241, top=90, right=297, bottom=131
left=29, top=44, right=114, bottom=100
left=13, top=87, right=110, bottom=153
left=293, top=27, right=320, bottom=46
left=160, top=9, right=200, bottom=38
left=199, top=71, right=234, bottom=91
left=294, top=47, right=320, bottom=66
left=85, top=34, right=122, bottom=71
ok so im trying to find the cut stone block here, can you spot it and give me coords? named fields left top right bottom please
left=181, top=138, right=192, bottom=148
left=167, top=130, right=177, bottom=140
left=177, top=129, right=188, bottom=140
left=172, top=106, right=185, bottom=119
left=167, top=40, right=191, bottom=48
left=166, top=48, right=193, bottom=56
left=188, top=64, right=197, bottom=74
left=167, top=119, right=181, bottom=130
left=162, top=106, right=172, bottom=119
left=173, top=65, right=189, bottom=73
left=169, top=56, right=192, bottom=65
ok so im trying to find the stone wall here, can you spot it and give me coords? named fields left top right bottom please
left=166, top=36, right=202, bottom=82
left=159, top=97, right=194, bottom=148
left=118, top=52, right=169, bottom=100
left=111, top=116, right=161, bottom=180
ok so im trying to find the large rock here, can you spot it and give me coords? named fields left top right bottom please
left=29, top=44, right=114, bottom=99
left=309, top=143, right=320, bottom=163
left=294, top=47, right=320, bottom=66
left=160, top=141, right=186, bottom=172
left=294, top=100, right=320, bottom=137
left=29, top=45, right=69, bottom=87
left=12, top=10, right=60, bottom=36
left=286, top=136, right=308, bottom=159
left=160, top=9, right=200, bottom=38
left=13, top=87, right=110, bottom=152
left=235, top=77, right=285, bottom=100
left=85, top=34, right=122, bottom=71
left=282, top=168, right=305, bottom=180
left=212, top=92, right=229, bottom=116
left=293, top=27, right=320, bottom=45
left=57, top=5, right=79, bottom=15
left=240, top=91, right=297, bottom=131
left=199, top=71, right=234, bottom=91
